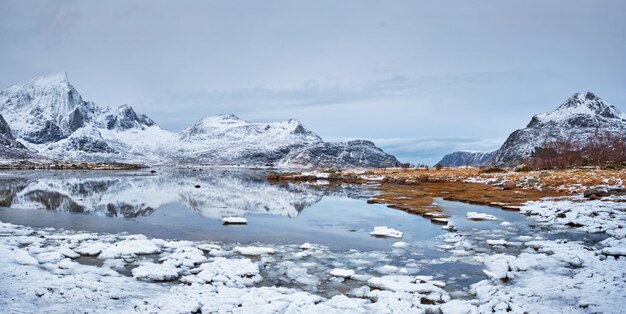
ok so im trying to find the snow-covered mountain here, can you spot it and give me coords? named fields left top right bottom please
left=281, top=140, right=402, bottom=169
left=436, top=150, right=496, bottom=167
left=179, top=114, right=322, bottom=165
left=0, top=73, right=400, bottom=168
left=491, top=92, right=626, bottom=165
left=0, top=73, right=177, bottom=162
left=0, top=113, right=38, bottom=160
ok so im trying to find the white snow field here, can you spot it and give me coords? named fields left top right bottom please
left=0, top=196, right=624, bottom=313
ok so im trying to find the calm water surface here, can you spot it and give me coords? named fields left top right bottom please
left=0, top=168, right=604, bottom=295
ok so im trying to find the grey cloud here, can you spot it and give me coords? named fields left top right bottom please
left=0, top=0, right=625, bottom=165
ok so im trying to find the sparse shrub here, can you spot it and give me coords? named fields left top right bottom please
left=529, top=133, right=626, bottom=169
left=515, top=165, right=533, bottom=172
left=480, top=167, right=507, bottom=174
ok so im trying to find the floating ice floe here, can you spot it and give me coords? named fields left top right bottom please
left=222, top=217, right=248, bottom=224
left=486, top=239, right=508, bottom=246
left=441, top=223, right=456, bottom=231
left=233, top=246, right=275, bottom=256
left=392, top=241, right=408, bottom=249
left=369, top=226, right=403, bottom=238
left=330, top=268, right=355, bottom=278
left=466, top=212, right=498, bottom=221
left=376, top=265, right=407, bottom=275
left=500, top=221, right=512, bottom=226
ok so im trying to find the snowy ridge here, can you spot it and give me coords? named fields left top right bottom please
left=0, top=73, right=400, bottom=168
left=491, top=92, right=626, bottom=165
left=0, top=113, right=38, bottom=160
left=437, top=150, right=496, bottom=167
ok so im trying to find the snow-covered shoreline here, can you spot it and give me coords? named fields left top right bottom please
left=439, top=197, right=625, bottom=313
left=0, top=222, right=461, bottom=313
left=1, top=195, right=624, bottom=313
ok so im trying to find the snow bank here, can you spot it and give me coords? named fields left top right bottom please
left=132, top=262, right=180, bottom=281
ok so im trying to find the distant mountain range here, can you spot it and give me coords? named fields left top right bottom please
left=438, top=92, right=626, bottom=167
left=0, top=73, right=400, bottom=168
left=437, top=151, right=496, bottom=167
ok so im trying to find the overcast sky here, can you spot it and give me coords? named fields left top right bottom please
left=1, top=0, right=625, bottom=165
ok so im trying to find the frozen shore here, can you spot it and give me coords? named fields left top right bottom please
left=0, top=195, right=624, bottom=313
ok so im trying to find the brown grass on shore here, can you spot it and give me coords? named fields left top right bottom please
left=368, top=181, right=565, bottom=225
left=271, top=167, right=626, bottom=225
left=361, top=167, right=626, bottom=192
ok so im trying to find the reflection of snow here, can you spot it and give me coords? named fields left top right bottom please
left=0, top=170, right=324, bottom=219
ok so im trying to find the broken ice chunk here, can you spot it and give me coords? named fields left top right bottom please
left=233, top=246, right=275, bottom=256
left=370, top=226, right=403, bottom=238
left=392, top=241, right=408, bottom=249
left=466, top=212, right=498, bottom=221
left=222, top=217, right=248, bottom=225
left=330, top=268, right=355, bottom=278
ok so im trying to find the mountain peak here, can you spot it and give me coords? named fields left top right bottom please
left=560, top=91, right=601, bottom=108
left=534, top=92, right=625, bottom=123
left=14, top=72, right=70, bottom=90
left=1, top=72, right=73, bottom=100
left=217, top=114, right=241, bottom=120
left=493, top=92, right=626, bottom=165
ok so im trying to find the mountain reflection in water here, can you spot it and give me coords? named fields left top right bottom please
left=0, top=169, right=368, bottom=220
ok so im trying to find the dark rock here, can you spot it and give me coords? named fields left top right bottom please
left=583, top=187, right=609, bottom=198
left=501, top=182, right=516, bottom=190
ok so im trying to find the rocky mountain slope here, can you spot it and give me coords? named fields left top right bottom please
left=179, top=114, right=322, bottom=165
left=436, top=150, right=496, bottom=167
left=0, top=114, right=38, bottom=160
left=0, top=73, right=400, bottom=168
left=491, top=92, right=626, bottom=165
left=281, top=140, right=402, bottom=169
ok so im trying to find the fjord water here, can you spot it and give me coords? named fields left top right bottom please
left=0, top=168, right=604, bottom=296
left=0, top=168, right=446, bottom=250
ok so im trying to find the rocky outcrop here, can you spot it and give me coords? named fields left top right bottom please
left=282, top=140, right=401, bottom=169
